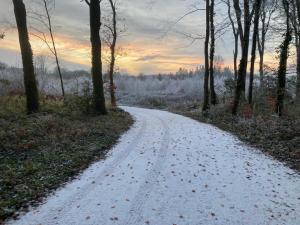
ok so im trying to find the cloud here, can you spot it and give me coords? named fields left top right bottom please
left=0, top=0, right=209, bottom=74
left=2, top=0, right=278, bottom=75
left=135, top=54, right=161, bottom=62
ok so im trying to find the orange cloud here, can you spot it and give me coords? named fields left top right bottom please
left=0, top=30, right=201, bottom=74
left=0, top=29, right=279, bottom=75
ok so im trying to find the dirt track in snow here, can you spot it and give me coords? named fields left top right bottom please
left=9, top=107, right=300, bottom=225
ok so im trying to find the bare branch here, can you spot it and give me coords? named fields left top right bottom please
left=162, top=8, right=205, bottom=38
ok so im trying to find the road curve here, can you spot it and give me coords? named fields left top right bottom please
left=8, top=107, right=300, bottom=225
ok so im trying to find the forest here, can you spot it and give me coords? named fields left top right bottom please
left=0, top=0, right=299, bottom=224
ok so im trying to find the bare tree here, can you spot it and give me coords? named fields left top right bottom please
left=224, top=0, right=240, bottom=81
left=210, top=0, right=218, bottom=105
left=248, top=0, right=262, bottom=105
left=296, top=0, right=300, bottom=102
left=42, top=0, right=64, bottom=97
left=203, top=0, right=210, bottom=112
left=84, top=0, right=107, bottom=114
left=257, top=0, right=277, bottom=87
left=106, top=0, right=118, bottom=107
left=12, top=0, right=39, bottom=114
left=30, top=0, right=65, bottom=97
left=291, top=0, right=300, bottom=102
left=276, top=0, right=292, bottom=116
left=232, top=0, right=254, bottom=115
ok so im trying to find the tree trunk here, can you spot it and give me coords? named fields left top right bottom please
left=233, top=33, right=239, bottom=82
left=12, top=0, right=39, bottom=114
left=276, top=0, right=292, bottom=117
left=296, top=0, right=300, bottom=102
left=258, top=49, right=264, bottom=85
left=226, top=0, right=239, bottom=82
left=257, top=1, right=266, bottom=88
left=203, top=0, right=210, bottom=112
left=108, top=0, right=117, bottom=107
left=89, top=0, right=107, bottom=114
left=296, top=42, right=300, bottom=103
left=232, top=0, right=251, bottom=115
left=233, top=0, right=244, bottom=46
left=248, top=0, right=262, bottom=105
left=210, top=0, right=217, bottom=105
left=43, top=0, right=65, bottom=97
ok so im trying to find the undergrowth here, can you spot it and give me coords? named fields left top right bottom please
left=0, top=95, right=133, bottom=222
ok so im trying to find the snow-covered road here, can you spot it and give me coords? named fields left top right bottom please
left=9, top=107, right=300, bottom=225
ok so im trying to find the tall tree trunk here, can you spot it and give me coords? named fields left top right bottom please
left=43, top=0, right=65, bottom=97
left=257, top=0, right=276, bottom=89
left=203, top=0, right=210, bottom=112
left=296, top=0, right=300, bottom=102
left=233, top=33, right=239, bottom=82
left=232, top=0, right=251, bottom=115
left=258, top=1, right=266, bottom=88
left=89, top=0, right=107, bottom=114
left=258, top=48, right=265, bottom=86
left=108, top=0, right=117, bottom=107
left=210, top=0, right=217, bottom=105
left=226, top=0, right=239, bottom=82
left=12, top=0, right=39, bottom=114
left=296, top=41, right=300, bottom=103
left=276, top=0, right=292, bottom=116
left=202, top=0, right=210, bottom=112
left=233, top=0, right=245, bottom=46
left=248, top=0, right=262, bottom=105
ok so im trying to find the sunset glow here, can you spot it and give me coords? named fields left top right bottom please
left=0, top=0, right=279, bottom=75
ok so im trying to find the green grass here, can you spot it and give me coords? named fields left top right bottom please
left=0, top=95, right=133, bottom=222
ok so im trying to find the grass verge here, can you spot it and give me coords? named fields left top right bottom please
left=0, top=95, right=133, bottom=222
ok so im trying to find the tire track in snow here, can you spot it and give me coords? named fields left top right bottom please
left=9, top=107, right=300, bottom=225
left=124, top=116, right=170, bottom=225
left=42, top=112, right=148, bottom=219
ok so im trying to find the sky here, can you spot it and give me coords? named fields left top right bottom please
left=0, top=0, right=273, bottom=75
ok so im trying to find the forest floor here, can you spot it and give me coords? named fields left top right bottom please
left=7, top=107, right=300, bottom=225
left=0, top=96, right=133, bottom=223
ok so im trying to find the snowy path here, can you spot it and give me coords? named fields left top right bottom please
left=9, top=107, right=300, bottom=225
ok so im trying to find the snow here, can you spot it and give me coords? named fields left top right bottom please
left=8, top=107, right=300, bottom=225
